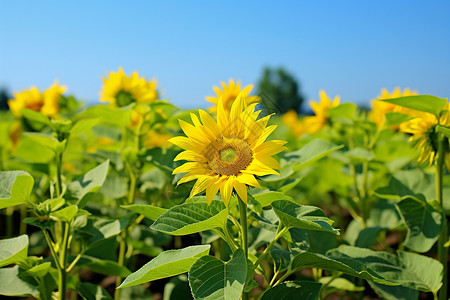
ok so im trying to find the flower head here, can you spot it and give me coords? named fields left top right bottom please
left=170, top=93, right=286, bottom=206
left=282, top=110, right=306, bottom=137
left=8, top=81, right=66, bottom=117
left=400, top=104, right=450, bottom=169
left=369, top=87, right=418, bottom=127
left=306, top=90, right=340, bottom=134
left=206, top=79, right=260, bottom=113
left=100, top=67, right=158, bottom=106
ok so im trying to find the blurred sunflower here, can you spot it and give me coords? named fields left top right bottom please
left=100, top=67, right=158, bottom=107
left=206, top=79, right=260, bottom=113
left=170, top=93, right=286, bottom=206
left=400, top=104, right=450, bottom=169
left=306, top=90, right=340, bottom=134
left=8, top=81, right=66, bottom=117
left=369, top=87, right=418, bottom=127
left=144, top=130, right=172, bottom=148
left=282, top=110, right=306, bottom=137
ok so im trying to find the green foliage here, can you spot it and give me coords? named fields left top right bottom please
left=0, top=171, right=34, bottom=209
left=119, top=245, right=211, bottom=288
left=381, top=95, right=447, bottom=118
left=0, top=235, right=29, bottom=267
left=188, top=249, right=247, bottom=300
left=261, top=281, right=322, bottom=300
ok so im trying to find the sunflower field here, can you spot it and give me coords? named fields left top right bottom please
left=0, top=68, right=449, bottom=300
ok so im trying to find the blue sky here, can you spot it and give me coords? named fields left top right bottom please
left=1, top=1, right=449, bottom=110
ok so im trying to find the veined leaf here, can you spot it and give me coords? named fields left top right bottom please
left=23, top=132, right=66, bottom=153
left=381, top=95, right=447, bottom=118
left=68, top=160, right=109, bottom=205
left=188, top=248, right=247, bottom=300
left=122, top=204, right=167, bottom=221
left=0, top=266, right=39, bottom=297
left=50, top=205, right=79, bottom=223
left=0, top=235, right=29, bottom=268
left=119, top=245, right=210, bottom=288
left=251, top=191, right=294, bottom=207
left=0, top=171, right=34, bottom=209
left=396, top=196, right=443, bottom=252
left=271, top=200, right=339, bottom=235
left=384, top=112, right=414, bottom=126
left=261, top=281, right=322, bottom=300
left=21, top=109, right=52, bottom=126
left=71, top=118, right=100, bottom=134
left=151, top=201, right=228, bottom=235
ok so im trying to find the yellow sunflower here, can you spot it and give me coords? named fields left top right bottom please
left=100, top=67, right=158, bottom=106
left=206, top=79, right=260, bottom=113
left=306, top=90, right=340, bottom=134
left=8, top=81, right=66, bottom=117
left=170, top=93, right=286, bottom=206
left=282, top=110, right=306, bottom=137
left=369, top=87, right=418, bottom=127
left=400, top=104, right=450, bottom=169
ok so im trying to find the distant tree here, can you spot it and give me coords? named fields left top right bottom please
left=257, top=67, right=304, bottom=114
left=0, top=88, right=11, bottom=110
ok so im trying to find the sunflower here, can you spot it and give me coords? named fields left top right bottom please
left=100, top=67, right=158, bottom=107
left=400, top=104, right=450, bottom=169
left=369, top=87, right=418, bottom=127
left=306, top=90, right=340, bottom=134
left=8, top=81, right=66, bottom=117
left=282, top=110, right=306, bottom=137
left=170, top=93, right=286, bottom=206
left=206, top=79, right=260, bottom=113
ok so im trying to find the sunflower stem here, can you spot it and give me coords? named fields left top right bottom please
left=238, top=195, right=249, bottom=300
left=436, top=133, right=448, bottom=300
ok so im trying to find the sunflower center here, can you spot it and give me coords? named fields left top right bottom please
left=116, top=90, right=135, bottom=107
left=206, top=137, right=253, bottom=176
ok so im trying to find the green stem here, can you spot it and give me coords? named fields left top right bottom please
left=58, top=223, right=70, bottom=300
left=43, top=230, right=62, bottom=271
left=436, top=133, right=448, bottom=300
left=237, top=195, right=249, bottom=300
left=254, top=225, right=288, bottom=269
left=273, top=271, right=292, bottom=287
left=115, top=231, right=127, bottom=300
left=55, top=152, right=63, bottom=198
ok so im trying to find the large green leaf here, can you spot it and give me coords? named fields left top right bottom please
left=396, top=196, right=443, bottom=252
left=271, top=200, right=339, bottom=235
left=0, top=235, right=29, bottom=268
left=328, top=246, right=443, bottom=292
left=384, top=112, right=414, bottom=126
left=381, top=95, right=448, bottom=118
left=261, top=281, right=322, bottom=300
left=151, top=201, right=228, bottom=235
left=71, top=118, right=100, bottom=134
left=67, top=160, right=110, bottom=204
left=289, top=250, right=397, bottom=286
left=21, top=109, right=52, bottom=126
left=251, top=191, right=294, bottom=207
left=0, top=171, right=34, bottom=209
left=23, top=132, right=66, bottom=153
left=119, top=245, right=210, bottom=289
left=0, top=266, right=39, bottom=297
left=122, top=204, right=167, bottom=221
left=285, top=139, right=344, bottom=172
left=368, top=281, right=418, bottom=300
left=188, top=248, right=247, bottom=300
left=77, top=256, right=131, bottom=277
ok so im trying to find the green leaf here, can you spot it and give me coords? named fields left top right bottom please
left=79, top=282, right=113, bottom=300
left=122, top=204, right=167, bottom=221
left=21, top=109, right=52, bottom=126
left=396, top=196, right=444, bottom=252
left=188, top=248, right=247, bottom=300
left=251, top=191, right=294, bottom=207
left=78, top=256, right=131, bottom=277
left=345, top=220, right=385, bottom=248
left=119, top=245, right=210, bottom=288
left=327, top=103, right=357, bottom=119
left=151, top=201, right=228, bottom=236
left=271, top=200, right=339, bottom=235
left=50, top=205, right=79, bottom=223
left=21, top=262, right=52, bottom=278
left=0, top=171, right=34, bottom=209
left=437, top=125, right=450, bottom=139
left=13, top=136, right=55, bottom=163
left=319, top=277, right=364, bottom=295
left=163, top=275, right=191, bottom=300
left=78, top=104, right=132, bottom=127
left=345, top=148, right=374, bottom=164
left=71, top=118, right=100, bottom=134
left=286, top=139, right=344, bottom=172
left=368, top=281, right=418, bottom=300
left=384, top=112, right=414, bottom=126
left=67, top=160, right=110, bottom=204
left=261, top=281, right=322, bottom=300
left=0, top=235, right=29, bottom=268
left=289, top=250, right=397, bottom=286
left=381, top=95, right=447, bottom=118
left=327, top=246, right=443, bottom=292
left=0, top=266, right=39, bottom=297
left=23, top=132, right=66, bottom=153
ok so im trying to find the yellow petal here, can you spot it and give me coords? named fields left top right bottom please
left=234, top=181, right=247, bottom=204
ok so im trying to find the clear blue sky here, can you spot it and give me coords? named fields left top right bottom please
left=1, top=1, right=449, bottom=110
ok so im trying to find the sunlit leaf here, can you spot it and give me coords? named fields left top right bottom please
left=381, top=95, right=447, bottom=118
left=261, top=281, right=322, bottom=300
left=0, top=171, right=34, bottom=209
left=0, top=235, right=29, bottom=268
